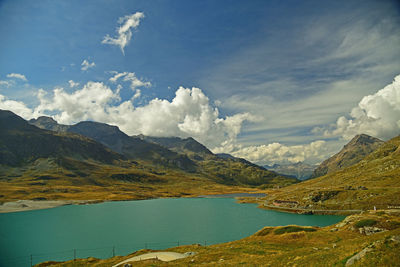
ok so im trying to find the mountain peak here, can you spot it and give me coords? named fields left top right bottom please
left=312, top=133, right=384, bottom=178
left=348, top=134, right=383, bottom=146
left=29, top=116, right=69, bottom=132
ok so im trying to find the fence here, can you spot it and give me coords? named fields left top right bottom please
left=1, top=238, right=232, bottom=267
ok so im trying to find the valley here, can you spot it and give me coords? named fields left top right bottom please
left=0, top=110, right=295, bottom=207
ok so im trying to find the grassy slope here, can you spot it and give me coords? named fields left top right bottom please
left=0, top=157, right=268, bottom=202
left=264, top=135, right=400, bottom=211
left=36, top=210, right=400, bottom=266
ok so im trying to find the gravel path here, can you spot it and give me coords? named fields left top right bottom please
left=112, top=252, right=193, bottom=266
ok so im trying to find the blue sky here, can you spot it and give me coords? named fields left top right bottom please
left=1, top=0, right=400, bottom=165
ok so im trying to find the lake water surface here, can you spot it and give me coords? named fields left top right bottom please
left=0, top=197, right=344, bottom=266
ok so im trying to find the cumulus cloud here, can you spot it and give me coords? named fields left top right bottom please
left=5, top=82, right=252, bottom=149
left=0, top=94, right=33, bottom=119
left=6, top=73, right=27, bottom=81
left=102, top=12, right=145, bottom=54
left=321, top=74, right=400, bottom=140
left=81, top=59, right=96, bottom=71
left=68, top=80, right=79, bottom=88
left=33, top=82, right=120, bottom=123
left=229, top=140, right=329, bottom=165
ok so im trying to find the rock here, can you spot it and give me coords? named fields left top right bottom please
left=298, top=210, right=313, bottom=215
left=184, top=252, right=197, bottom=256
left=359, top=226, right=387, bottom=235
left=345, top=247, right=372, bottom=266
left=332, top=243, right=337, bottom=248
left=336, top=222, right=346, bottom=228
left=123, top=264, right=132, bottom=267
left=390, top=235, right=400, bottom=243
left=330, top=228, right=338, bottom=232
left=311, top=191, right=340, bottom=202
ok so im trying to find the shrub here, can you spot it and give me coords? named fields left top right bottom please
left=255, top=227, right=273, bottom=236
left=354, top=219, right=377, bottom=228
left=274, top=226, right=317, bottom=235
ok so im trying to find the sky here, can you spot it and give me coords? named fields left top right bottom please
left=0, top=0, right=400, bottom=166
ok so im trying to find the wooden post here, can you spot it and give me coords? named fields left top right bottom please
left=30, top=254, right=33, bottom=267
left=112, top=246, right=115, bottom=257
left=74, top=249, right=76, bottom=260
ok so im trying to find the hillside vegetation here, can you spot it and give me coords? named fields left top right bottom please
left=265, top=135, right=400, bottom=211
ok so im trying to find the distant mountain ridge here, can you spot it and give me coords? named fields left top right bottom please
left=312, top=134, right=384, bottom=178
left=139, top=135, right=214, bottom=161
left=264, top=162, right=316, bottom=180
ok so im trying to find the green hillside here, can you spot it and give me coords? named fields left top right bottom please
left=266, top=135, right=400, bottom=211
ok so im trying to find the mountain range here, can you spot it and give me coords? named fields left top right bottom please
left=0, top=110, right=296, bottom=194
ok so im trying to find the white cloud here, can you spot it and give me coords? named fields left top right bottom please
left=81, top=59, right=96, bottom=71
left=109, top=71, right=150, bottom=101
left=0, top=94, right=33, bottom=119
left=68, top=80, right=79, bottom=88
left=0, top=80, right=13, bottom=87
left=102, top=12, right=145, bottom=55
left=200, top=2, right=400, bottom=148
left=6, top=73, right=27, bottom=81
left=9, top=83, right=252, bottom=150
left=33, top=82, right=120, bottom=123
left=321, top=74, right=400, bottom=140
left=109, top=71, right=151, bottom=90
left=229, top=140, right=329, bottom=165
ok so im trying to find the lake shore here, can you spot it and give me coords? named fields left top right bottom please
left=0, top=192, right=268, bottom=213
left=0, top=199, right=101, bottom=213
left=0, top=194, right=356, bottom=215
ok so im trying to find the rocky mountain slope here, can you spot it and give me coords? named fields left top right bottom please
left=68, top=122, right=197, bottom=172
left=29, top=116, right=69, bottom=132
left=0, top=110, right=122, bottom=166
left=139, top=135, right=214, bottom=161
left=312, top=134, right=384, bottom=178
left=30, top=117, right=196, bottom=172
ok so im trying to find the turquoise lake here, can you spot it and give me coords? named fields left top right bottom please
left=0, top=198, right=344, bottom=266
